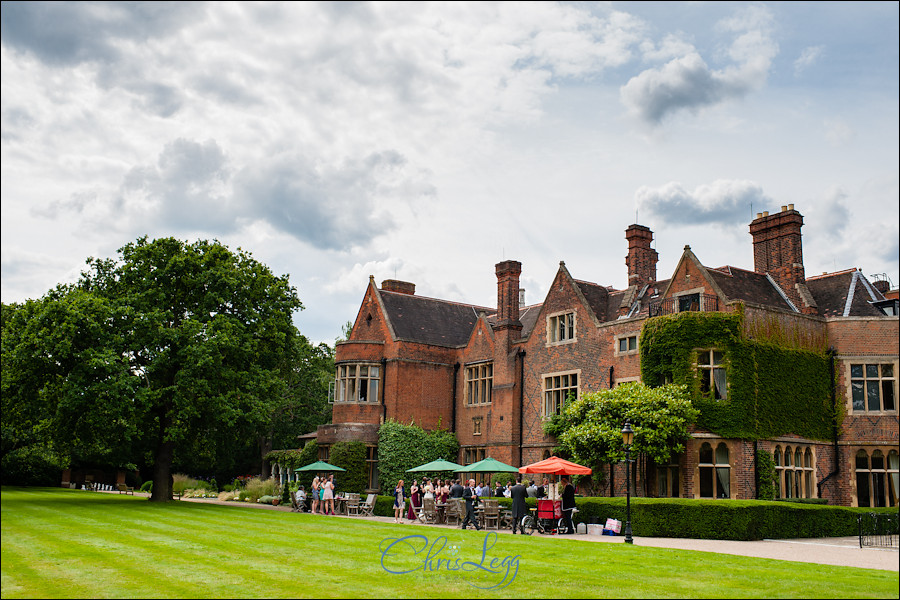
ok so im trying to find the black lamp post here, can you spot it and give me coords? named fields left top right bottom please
left=621, top=419, right=634, bottom=544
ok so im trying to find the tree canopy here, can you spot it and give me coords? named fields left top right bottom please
left=545, top=382, right=698, bottom=472
left=2, top=237, right=307, bottom=499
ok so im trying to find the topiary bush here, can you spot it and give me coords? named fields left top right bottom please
left=139, top=481, right=153, bottom=493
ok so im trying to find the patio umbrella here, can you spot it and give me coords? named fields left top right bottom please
left=406, top=459, right=465, bottom=472
left=453, top=457, right=519, bottom=473
left=519, top=456, right=592, bottom=476
left=294, top=460, right=346, bottom=472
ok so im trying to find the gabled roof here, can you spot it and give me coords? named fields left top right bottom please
left=706, top=265, right=795, bottom=311
left=806, top=269, right=888, bottom=317
left=573, top=279, right=610, bottom=323
left=379, top=290, right=492, bottom=347
left=518, top=304, right=543, bottom=338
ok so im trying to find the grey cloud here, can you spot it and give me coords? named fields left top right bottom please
left=0, top=1, right=204, bottom=66
left=636, top=180, right=772, bottom=226
left=234, top=151, right=424, bottom=251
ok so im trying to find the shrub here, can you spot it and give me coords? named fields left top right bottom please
left=217, top=490, right=238, bottom=502
left=243, top=477, right=277, bottom=502
left=139, top=481, right=153, bottom=493
left=172, top=474, right=214, bottom=494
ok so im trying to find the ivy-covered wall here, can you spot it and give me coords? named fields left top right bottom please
left=640, top=309, right=838, bottom=441
left=377, top=420, right=459, bottom=492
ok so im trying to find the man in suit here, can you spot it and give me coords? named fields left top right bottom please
left=560, top=476, right=576, bottom=534
left=510, top=476, right=529, bottom=534
left=449, top=479, right=464, bottom=499
left=460, top=479, right=481, bottom=530
left=526, top=480, right=538, bottom=498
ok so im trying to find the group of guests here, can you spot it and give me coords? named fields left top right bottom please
left=291, top=474, right=335, bottom=515
left=392, top=475, right=577, bottom=535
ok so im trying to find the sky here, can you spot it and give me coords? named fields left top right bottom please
left=2, top=1, right=898, bottom=345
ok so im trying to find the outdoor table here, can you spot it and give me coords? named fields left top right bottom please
left=435, top=503, right=447, bottom=524
left=334, top=496, right=347, bottom=515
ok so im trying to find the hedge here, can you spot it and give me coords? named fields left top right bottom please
left=365, top=496, right=897, bottom=540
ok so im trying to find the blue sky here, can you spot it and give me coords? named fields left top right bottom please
left=2, top=1, right=898, bottom=344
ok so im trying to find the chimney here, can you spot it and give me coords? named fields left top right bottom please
left=495, top=260, right=522, bottom=330
left=872, top=280, right=890, bottom=295
left=625, top=224, right=658, bottom=289
left=381, top=279, right=415, bottom=295
left=749, top=205, right=807, bottom=308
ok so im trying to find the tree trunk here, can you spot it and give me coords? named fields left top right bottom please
left=150, top=408, right=175, bottom=502
left=259, top=435, right=273, bottom=478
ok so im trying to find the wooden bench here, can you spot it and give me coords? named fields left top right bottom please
left=117, top=484, right=134, bottom=495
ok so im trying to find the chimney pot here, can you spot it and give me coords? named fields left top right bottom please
left=381, top=279, right=416, bottom=295
left=763, top=211, right=769, bottom=216
left=788, top=203, right=794, bottom=210
left=781, top=205, right=787, bottom=212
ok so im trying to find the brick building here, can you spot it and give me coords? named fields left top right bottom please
left=320, top=205, right=898, bottom=507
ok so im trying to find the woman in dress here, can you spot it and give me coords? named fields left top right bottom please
left=322, top=474, right=335, bottom=515
left=310, top=476, right=320, bottom=515
left=438, top=480, right=450, bottom=503
left=423, top=478, right=435, bottom=500
left=407, top=479, right=420, bottom=521
left=393, top=479, right=406, bottom=523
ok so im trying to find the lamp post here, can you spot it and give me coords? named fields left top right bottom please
left=621, top=419, right=634, bottom=544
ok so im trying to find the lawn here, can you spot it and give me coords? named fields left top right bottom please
left=1, top=487, right=896, bottom=599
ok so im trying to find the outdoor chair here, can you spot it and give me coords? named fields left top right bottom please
left=346, top=493, right=360, bottom=516
left=482, top=499, right=500, bottom=530
left=360, top=493, right=376, bottom=517
left=420, top=497, right=437, bottom=524
left=445, top=498, right=464, bottom=526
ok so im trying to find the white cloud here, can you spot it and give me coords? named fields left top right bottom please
left=635, top=179, right=773, bottom=226
left=824, top=118, right=855, bottom=146
left=621, top=4, right=777, bottom=124
left=794, top=45, right=824, bottom=75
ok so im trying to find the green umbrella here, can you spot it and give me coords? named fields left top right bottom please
left=294, top=460, right=346, bottom=472
left=406, top=459, right=465, bottom=472
left=453, top=457, right=519, bottom=473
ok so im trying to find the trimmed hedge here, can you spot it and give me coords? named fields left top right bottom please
left=366, top=495, right=897, bottom=540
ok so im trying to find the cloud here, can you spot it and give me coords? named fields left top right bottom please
left=621, top=4, right=778, bottom=124
left=0, top=1, right=203, bottom=66
left=824, top=118, right=855, bottom=146
left=794, top=45, right=824, bottom=75
left=635, top=179, right=773, bottom=226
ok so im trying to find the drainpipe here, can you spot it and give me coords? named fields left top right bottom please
left=609, top=365, right=615, bottom=389
left=380, top=357, right=387, bottom=424
left=517, top=349, right=526, bottom=466
left=817, top=348, right=839, bottom=499
left=452, top=362, right=460, bottom=434
left=753, top=439, right=759, bottom=499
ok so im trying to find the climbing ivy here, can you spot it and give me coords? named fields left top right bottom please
left=756, top=448, right=776, bottom=501
left=377, top=420, right=459, bottom=493
left=640, top=309, right=840, bottom=441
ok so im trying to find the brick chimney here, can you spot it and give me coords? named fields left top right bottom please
left=495, top=260, right=522, bottom=330
left=749, top=204, right=808, bottom=309
left=872, top=280, right=890, bottom=295
left=381, top=279, right=415, bottom=295
left=625, top=224, right=658, bottom=289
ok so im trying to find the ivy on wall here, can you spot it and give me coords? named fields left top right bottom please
left=640, top=308, right=839, bottom=441
left=756, top=449, right=776, bottom=501
left=377, top=420, right=459, bottom=492
left=329, top=441, right=368, bottom=495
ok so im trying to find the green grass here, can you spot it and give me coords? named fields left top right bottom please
left=1, top=487, right=896, bottom=599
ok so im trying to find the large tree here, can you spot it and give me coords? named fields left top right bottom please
left=4, top=237, right=303, bottom=500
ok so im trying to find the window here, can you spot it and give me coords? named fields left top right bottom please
left=697, top=350, right=727, bottom=400
left=543, top=371, right=578, bottom=417
left=548, top=312, right=575, bottom=344
left=366, top=446, right=379, bottom=491
left=473, top=417, right=482, bottom=436
left=656, top=457, right=680, bottom=498
left=699, top=442, right=730, bottom=498
left=855, top=449, right=899, bottom=507
left=850, top=363, right=896, bottom=413
left=774, top=445, right=815, bottom=499
left=678, top=293, right=700, bottom=312
left=466, top=363, right=493, bottom=405
left=334, top=363, right=380, bottom=403
left=318, top=446, right=330, bottom=462
left=617, top=335, right=638, bottom=354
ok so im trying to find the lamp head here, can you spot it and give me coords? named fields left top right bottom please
left=621, top=419, right=634, bottom=447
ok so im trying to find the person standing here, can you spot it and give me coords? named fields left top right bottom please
left=526, top=480, right=538, bottom=498
left=407, top=480, right=420, bottom=521
left=560, top=476, right=576, bottom=534
left=393, top=480, right=406, bottom=524
left=510, top=476, right=528, bottom=534
left=311, top=476, right=320, bottom=515
left=322, top=474, right=335, bottom=515
left=460, top=479, right=481, bottom=530
left=449, top=479, right=464, bottom=499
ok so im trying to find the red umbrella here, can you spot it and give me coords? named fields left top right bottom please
left=519, top=456, right=592, bottom=475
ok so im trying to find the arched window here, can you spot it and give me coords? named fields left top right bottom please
left=699, top=442, right=730, bottom=498
left=774, top=445, right=816, bottom=499
left=856, top=449, right=899, bottom=507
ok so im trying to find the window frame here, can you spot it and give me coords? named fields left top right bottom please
left=854, top=448, right=899, bottom=508
left=846, top=359, right=897, bottom=414
left=465, top=362, right=493, bottom=406
left=332, top=362, right=382, bottom=404
left=698, top=441, right=731, bottom=499
left=615, top=334, right=639, bottom=356
left=547, top=311, right=576, bottom=345
left=542, top=370, right=580, bottom=418
left=774, top=444, right=816, bottom=499
left=696, top=349, right=728, bottom=400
